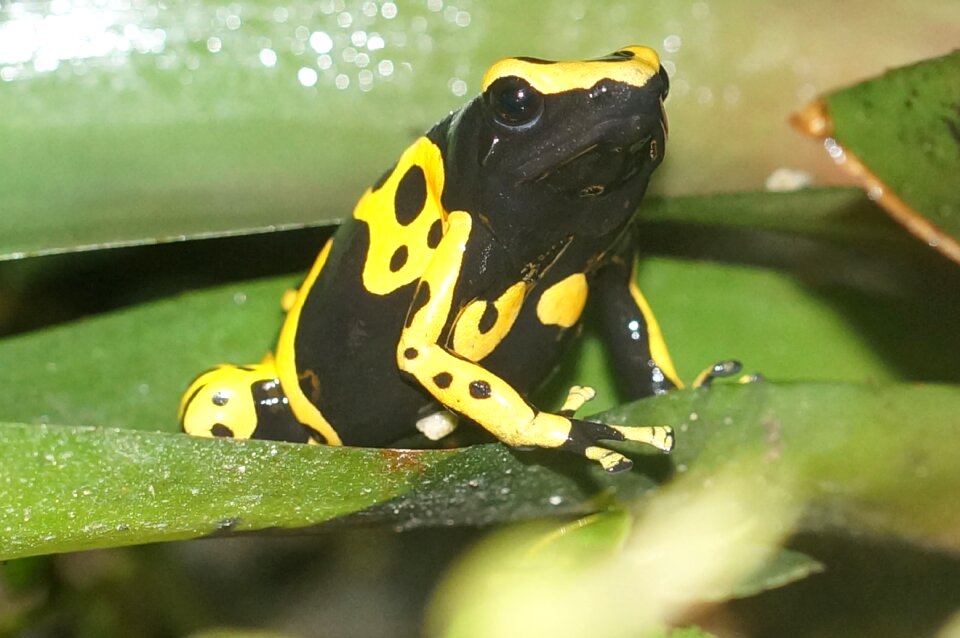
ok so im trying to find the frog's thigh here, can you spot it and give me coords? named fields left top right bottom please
left=396, top=211, right=572, bottom=449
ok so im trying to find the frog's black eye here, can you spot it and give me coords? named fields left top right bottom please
left=486, top=76, right=544, bottom=128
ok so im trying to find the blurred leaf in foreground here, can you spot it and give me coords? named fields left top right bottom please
left=426, top=471, right=799, bottom=638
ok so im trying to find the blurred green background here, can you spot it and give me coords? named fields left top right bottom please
left=1, top=0, right=959, bottom=636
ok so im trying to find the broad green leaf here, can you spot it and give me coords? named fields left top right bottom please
left=793, top=51, right=960, bottom=262
left=2, top=1, right=955, bottom=258
left=2, top=382, right=959, bottom=561
left=0, top=276, right=296, bottom=431
left=607, top=382, right=960, bottom=548
left=0, top=423, right=455, bottom=559
left=642, top=188, right=913, bottom=249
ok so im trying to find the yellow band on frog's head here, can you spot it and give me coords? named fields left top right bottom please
left=481, top=46, right=661, bottom=95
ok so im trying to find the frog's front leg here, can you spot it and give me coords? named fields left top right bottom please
left=595, top=253, right=743, bottom=396
left=593, top=254, right=684, bottom=398
left=396, top=211, right=672, bottom=473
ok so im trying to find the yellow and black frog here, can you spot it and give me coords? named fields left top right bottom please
left=181, top=46, right=718, bottom=473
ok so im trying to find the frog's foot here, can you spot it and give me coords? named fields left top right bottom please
left=692, top=359, right=743, bottom=388
left=584, top=446, right=634, bottom=473
left=558, top=417, right=674, bottom=474
left=738, top=372, right=765, bottom=384
left=558, top=385, right=597, bottom=417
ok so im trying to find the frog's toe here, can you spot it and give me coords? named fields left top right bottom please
left=558, top=385, right=597, bottom=417
left=584, top=446, right=633, bottom=473
left=610, top=424, right=674, bottom=452
left=692, top=359, right=743, bottom=388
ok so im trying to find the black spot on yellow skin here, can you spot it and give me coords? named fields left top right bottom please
left=390, top=245, right=409, bottom=272
left=406, top=281, right=431, bottom=328
left=211, top=423, right=234, bottom=438
left=212, top=391, right=229, bottom=406
left=427, top=219, right=443, bottom=249
left=394, top=165, right=427, bottom=226
left=469, top=380, right=492, bottom=399
left=403, top=347, right=419, bottom=360
left=433, top=372, right=453, bottom=389
left=478, top=302, right=499, bottom=334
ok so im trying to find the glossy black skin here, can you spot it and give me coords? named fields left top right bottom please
left=293, top=68, right=672, bottom=446
left=250, top=379, right=316, bottom=443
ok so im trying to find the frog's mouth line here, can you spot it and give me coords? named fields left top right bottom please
left=534, top=132, right=654, bottom=198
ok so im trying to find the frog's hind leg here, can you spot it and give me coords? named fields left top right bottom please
left=179, top=359, right=318, bottom=444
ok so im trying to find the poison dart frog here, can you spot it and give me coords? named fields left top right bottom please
left=180, top=46, right=732, bottom=473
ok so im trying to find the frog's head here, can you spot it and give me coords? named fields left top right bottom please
left=443, top=46, right=669, bottom=238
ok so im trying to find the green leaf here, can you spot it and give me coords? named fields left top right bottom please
left=0, top=276, right=296, bottom=431
left=641, top=188, right=913, bottom=249
left=0, top=422, right=451, bottom=559
left=794, top=51, right=960, bottom=262
left=2, top=382, right=959, bottom=560
left=490, top=511, right=634, bottom=567
left=426, top=466, right=803, bottom=637
left=437, top=509, right=821, bottom=600
left=730, top=549, right=824, bottom=600
left=606, top=382, right=960, bottom=548
left=6, top=1, right=953, bottom=259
